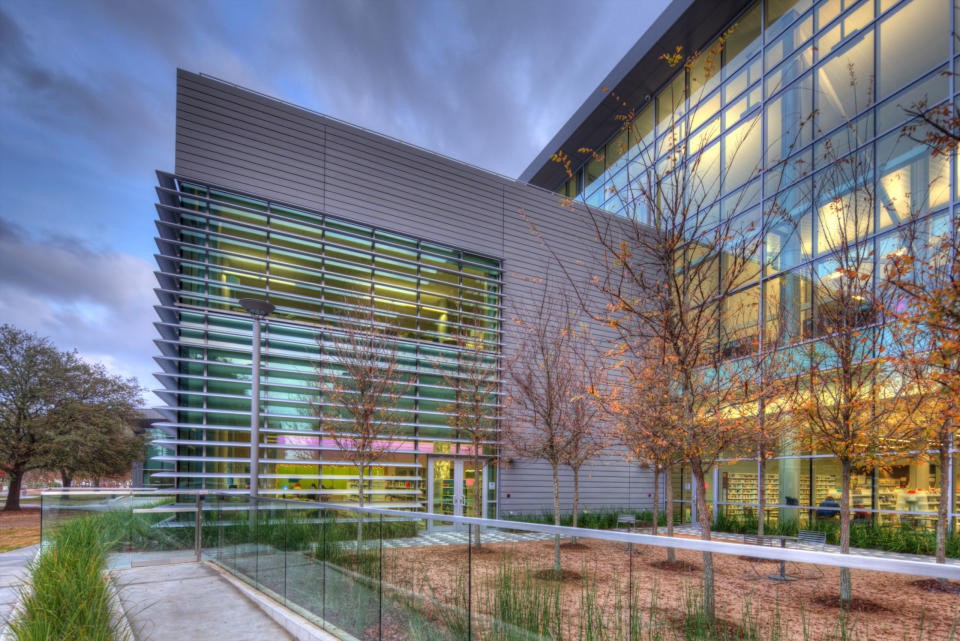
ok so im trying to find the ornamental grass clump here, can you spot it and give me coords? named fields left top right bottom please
left=9, top=515, right=128, bottom=641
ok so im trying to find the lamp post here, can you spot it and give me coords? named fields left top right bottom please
left=239, top=298, right=275, bottom=498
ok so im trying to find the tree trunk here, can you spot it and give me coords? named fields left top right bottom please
left=665, top=465, right=675, bottom=563
left=3, top=468, right=24, bottom=512
left=691, top=464, right=715, bottom=620
left=757, top=400, right=766, bottom=536
left=356, top=464, right=365, bottom=553
left=61, top=470, right=73, bottom=488
left=474, top=455, right=482, bottom=550
left=571, top=466, right=580, bottom=545
left=552, top=464, right=561, bottom=573
left=757, top=457, right=766, bottom=537
left=93, top=477, right=101, bottom=488
left=652, top=466, right=660, bottom=536
left=936, top=441, right=949, bottom=571
left=839, top=459, right=852, bottom=604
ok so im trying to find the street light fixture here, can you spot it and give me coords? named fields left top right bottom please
left=239, top=297, right=275, bottom=498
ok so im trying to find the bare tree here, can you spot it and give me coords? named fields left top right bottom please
left=560, top=322, right=607, bottom=544
left=313, top=305, right=410, bottom=550
left=732, top=310, right=800, bottom=536
left=504, top=284, right=582, bottom=574
left=440, top=331, right=500, bottom=549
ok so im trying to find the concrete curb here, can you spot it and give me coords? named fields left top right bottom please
left=106, top=573, right=138, bottom=641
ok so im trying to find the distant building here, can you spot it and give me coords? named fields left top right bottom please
left=132, top=409, right=174, bottom=488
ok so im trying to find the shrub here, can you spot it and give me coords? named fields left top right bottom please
left=10, top=516, right=128, bottom=641
left=713, top=512, right=960, bottom=558
left=503, top=507, right=668, bottom=530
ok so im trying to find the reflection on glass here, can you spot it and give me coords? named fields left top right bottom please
left=878, top=0, right=949, bottom=99
left=764, top=269, right=812, bottom=344
left=725, top=2, right=762, bottom=71
left=816, top=31, right=874, bottom=134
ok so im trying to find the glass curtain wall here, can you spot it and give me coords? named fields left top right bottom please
left=559, top=0, right=958, bottom=528
left=153, top=175, right=502, bottom=511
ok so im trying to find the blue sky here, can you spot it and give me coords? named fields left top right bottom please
left=0, top=0, right=669, bottom=404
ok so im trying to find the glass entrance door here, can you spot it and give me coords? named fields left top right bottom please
left=431, top=459, right=456, bottom=517
left=461, top=461, right=482, bottom=520
left=428, top=458, right=486, bottom=528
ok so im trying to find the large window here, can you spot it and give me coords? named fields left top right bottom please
left=877, top=0, right=950, bottom=100
left=555, top=0, right=958, bottom=531
left=155, top=177, right=503, bottom=506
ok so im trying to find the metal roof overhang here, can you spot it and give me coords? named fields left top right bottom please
left=519, top=0, right=750, bottom=190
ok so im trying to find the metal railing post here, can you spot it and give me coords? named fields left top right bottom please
left=195, top=493, right=203, bottom=562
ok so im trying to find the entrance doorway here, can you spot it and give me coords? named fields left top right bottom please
left=427, top=458, right=487, bottom=529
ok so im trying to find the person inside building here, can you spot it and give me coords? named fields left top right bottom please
left=817, top=494, right=840, bottom=520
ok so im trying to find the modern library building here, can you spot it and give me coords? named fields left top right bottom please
left=521, top=0, right=958, bottom=529
left=153, top=0, right=958, bottom=529
left=152, top=71, right=650, bottom=518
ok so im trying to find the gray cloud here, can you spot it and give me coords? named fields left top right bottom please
left=0, top=5, right=171, bottom=173
left=2, top=1, right=662, bottom=180
left=0, top=218, right=158, bottom=402
left=282, top=0, right=658, bottom=176
left=0, top=0, right=668, bottom=406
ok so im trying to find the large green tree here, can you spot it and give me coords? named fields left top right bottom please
left=0, top=324, right=145, bottom=510
left=0, top=325, right=66, bottom=511
left=43, top=360, right=145, bottom=488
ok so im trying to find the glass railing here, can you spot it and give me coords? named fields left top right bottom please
left=40, top=489, right=960, bottom=641
left=40, top=489, right=217, bottom=568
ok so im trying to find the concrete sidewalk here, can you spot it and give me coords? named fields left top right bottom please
left=113, top=562, right=301, bottom=641
left=0, top=544, right=38, bottom=631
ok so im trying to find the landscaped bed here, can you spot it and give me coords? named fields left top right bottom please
left=379, top=534, right=960, bottom=641
left=8, top=515, right=128, bottom=641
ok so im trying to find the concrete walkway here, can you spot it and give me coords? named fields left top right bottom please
left=666, top=524, right=960, bottom=565
left=0, top=544, right=38, bottom=632
left=113, top=562, right=298, bottom=641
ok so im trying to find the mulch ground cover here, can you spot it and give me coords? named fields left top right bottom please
left=0, top=509, right=41, bottom=552
left=812, top=595, right=888, bottom=613
left=381, top=536, right=960, bottom=640
left=911, top=578, right=960, bottom=595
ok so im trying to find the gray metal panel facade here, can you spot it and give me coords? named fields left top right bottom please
left=172, top=69, right=655, bottom=514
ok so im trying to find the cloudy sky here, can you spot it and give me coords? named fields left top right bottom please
left=0, top=0, right=668, bottom=404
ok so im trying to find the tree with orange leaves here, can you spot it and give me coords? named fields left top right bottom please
left=545, top=37, right=797, bottom=617
left=606, top=336, right=685, bottom=562
left=782, top=117, right=925, bottom=604
left=884, top=211, right=959, bottom=570
left=890, top=87, right=960, bottom=571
